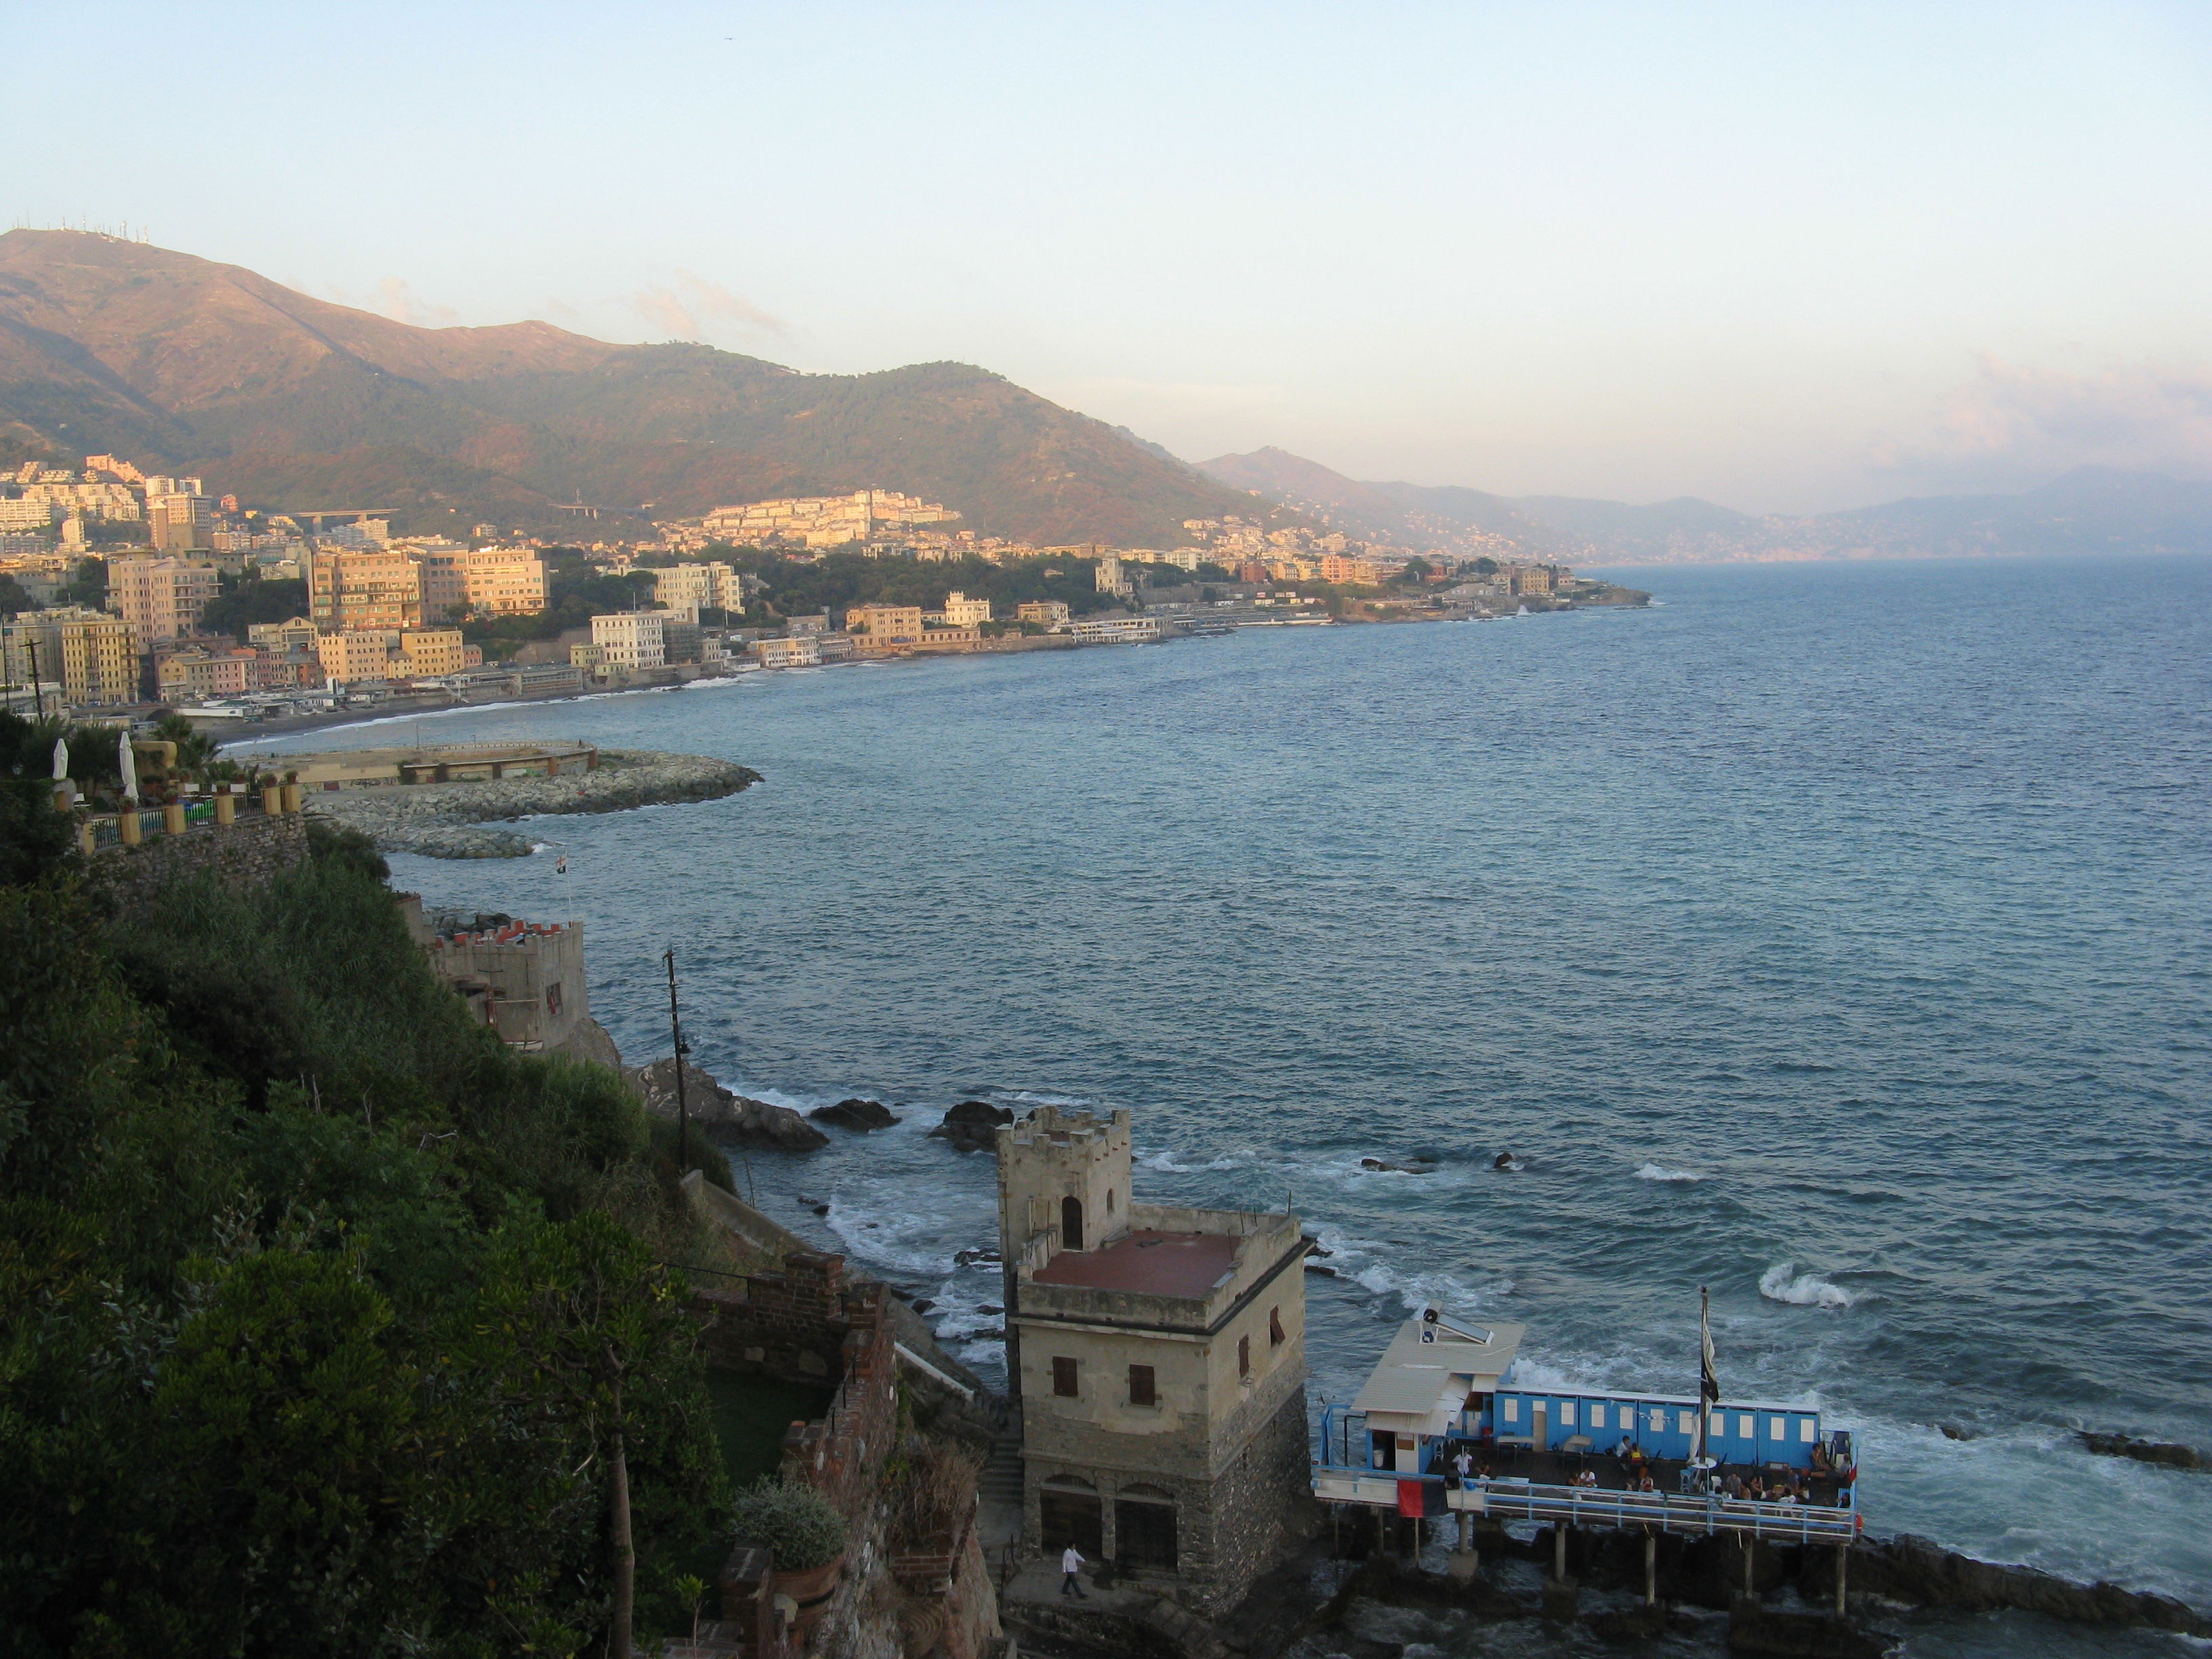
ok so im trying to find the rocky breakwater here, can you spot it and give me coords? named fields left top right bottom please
left=635, top=1057, right=828, bottom=1150
left=304, top=750, right=760, bottom=859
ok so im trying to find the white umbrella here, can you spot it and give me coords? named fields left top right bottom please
left=52, top=737, right=68, bottom=780
left=119, top=729, right=139, bottom=803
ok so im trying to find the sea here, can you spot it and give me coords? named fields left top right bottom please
left=245, top=554, right=2212, bottom=1654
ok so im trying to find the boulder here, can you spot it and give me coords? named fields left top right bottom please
left=928, top=1099, right=1013, bottom=1153
left=1361, top=1156, right=1436, bottom=1174
left=2079, top=1431, right=2207, bottom=1471
left=809, top=1097, right=900, bottom=1131
left=635, top=1057, right=829, bottom=1150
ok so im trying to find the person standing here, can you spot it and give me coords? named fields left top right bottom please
left=1060, top=1544, right=1087, bottom=1598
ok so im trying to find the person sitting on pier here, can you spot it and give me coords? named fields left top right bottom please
left=1747, top=1476, right=1768, bottom=1502
left=1637, top=1473, right=1658, bottom=1493
left=1576, top=1468, right=1600, bottom=1488
left=1722, top=1473, right=1744, bottom=1500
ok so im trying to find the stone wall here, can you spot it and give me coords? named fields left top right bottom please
left=86, top=810, right=308, bottom=905
left=691, top=1251, right=859, bottom=1385
left=1204, top=1385, right=1319, bottom=1610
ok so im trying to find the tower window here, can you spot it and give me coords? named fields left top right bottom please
left=1052, top=1357, right=1078, bottom=1398
left=1238, top=1335, right=1250, bottom=1378
left=1128, top=1364, right=1155, bottom=1406
left=1269, top=1307, right=1284, bottom=1347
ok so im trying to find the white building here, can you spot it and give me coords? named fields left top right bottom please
left=1069, top=616, right=1160, bottom=645
left=653, top=560, right=748, bottom=615
left=941, top=590, right=992, bottom=626
left=590, top=612, right=666, bottom=671
left=756, top=636, right=821, bottom=669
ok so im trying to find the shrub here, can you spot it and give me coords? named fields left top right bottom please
left=890, top=1437, right=983, bottom=1548
left=729, top=1479, right=846, bottom=1572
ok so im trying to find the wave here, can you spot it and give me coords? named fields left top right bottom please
left=1636, top=1163, right=1703, bottom=1183
left=1139, top=1148, right=1244, bottom=1174
left=1759, top=1261, right=1856, bottom=1309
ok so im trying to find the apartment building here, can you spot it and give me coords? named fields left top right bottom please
left=703, top=490, right=956, bottom=550
left=653, top=560, right=747, bottom=615
left=308, top=548, right=426, bottom=630
left=1016, top=600, right=1071, bottom=628
left=428, top=546, right=550, bottom=616
left=756, top=636, right=821, bottom=669
left=590, top=612, right=665, bottom=672
left=147, top=491, right=214, bottom=552
left=315, top=628, right=468, bottom=685
left=842, top=603, right=925, bottom=655
left=1319, top=554, right=1380, bottom=585
left=1069, top=616, right=1161, bottom=645
left=247, top=617, right=320, bottom=650
left=1, top=607, right=138, bottom=706
left=108, top=554, right=220, bottom=645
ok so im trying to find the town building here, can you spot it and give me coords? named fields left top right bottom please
left=998, top=1106, right=1311, bottom=1614
left=940, top=590, right=992, bottom=626
left=1015, top=600, right=1071, bottom=629
left=107, top=554, right=220, bottom=646
left=653, top=560, right=747, bottom=616
left=590, top=611, right=665, bottom=672
left=843, top=602, right=925, bottom=656
left=308, top=547, right=427, bottom=630
left=756, top=636, right=821, bottom=669
left=702, top=489, right=956, bottom=549
left=1, top=607, right=137, bottom=706
left=247, top=616, right=321, bottom=651
left=147, top=490, right=214, bottom=552
left=1094, top=555, right=1133, bottom=596
left=424, top=545, right=550, bottom=616
left=314, top=628, right=468, bottom=685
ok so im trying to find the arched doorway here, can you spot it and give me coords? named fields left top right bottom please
left=1115, top=1483, right=1179, bottom=1571
left=1061, top=1193, right=1084, bottom=1250
left=1040, top=1475, right=1102, bottom=1555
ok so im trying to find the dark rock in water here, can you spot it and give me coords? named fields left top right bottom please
left=1305, top=1263, right=1338, bottom=1276
left=928, top=1099, right=1014, bottom=1153
left=810, top=1097, right=901, bottom=1131
left=1845, top=1534, right=2212, bottom=1636
left=812, top=1204, right=830, bottom=1216
left=636, top=1058, right=829, bottom=1149
left=909, top=1298, right=935, bottom=1314
left=1361, top=1155, right=1435, bottom=1174
left=1938, top=1423, right=1973, bottom=1441
left=1589, top=1604, right=1670, bottom=1643
left=954, top=1246, right=1002, bottom=1267
left=1494, top=1151, right=1517, bottom=1169
left=2079, top=1430, right=2206, bottom=1470
left=1727, top=1598, right=1891, bottom=1658
left=979, top=1304, right=1004, bottom=1316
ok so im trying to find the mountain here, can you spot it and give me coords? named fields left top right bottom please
left=1197, top=447, right=2212, bottom=565
left=0, top=230, right=1284, bottom=545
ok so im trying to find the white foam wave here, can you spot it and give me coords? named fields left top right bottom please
left=1636, top=1163, right=1702, bottom=1183
left=1759, top=1261, right=1856, bottom=1309
left=1139, top=1148, right=1244, bottom=1174
left=823, top=1192, right=957, bottom=1279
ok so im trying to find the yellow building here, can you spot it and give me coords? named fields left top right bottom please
left=843, top=603, right=926, bottom=656
left=396, top=628, right=466, bottom=676
left=941, top=590, right=992, bottom=626
left=3, top=607, right=138, bottom=707
left=422, top=546, right=550, bottom=617
left=1017, top=600, right=1071, bottom=628
left=316, top=630, right=398, bottom=684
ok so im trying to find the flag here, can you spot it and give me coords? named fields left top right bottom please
left=1696, top=1284, right=1720, bottom=1465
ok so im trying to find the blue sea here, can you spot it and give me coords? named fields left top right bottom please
left=250, top=555, right=2212, bottom=1652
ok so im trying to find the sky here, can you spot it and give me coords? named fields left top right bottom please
left=14, top=0, right=2212, bottom=513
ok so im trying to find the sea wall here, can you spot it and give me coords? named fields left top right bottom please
left=305, top=748, right=759, bottom=858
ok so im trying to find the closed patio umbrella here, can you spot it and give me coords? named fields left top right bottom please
left=119, top=729, right=139, bottom=803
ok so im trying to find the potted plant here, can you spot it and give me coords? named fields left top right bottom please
left=729, top=1479, right=847, bottom=1641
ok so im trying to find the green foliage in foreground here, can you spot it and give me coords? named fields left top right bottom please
left=0, top=846, right=733, bottom=1657
left=728, top=1479, right=848, bottom=1572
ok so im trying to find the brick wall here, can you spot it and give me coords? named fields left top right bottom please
left=691, top=1251, right=855, bottom=1384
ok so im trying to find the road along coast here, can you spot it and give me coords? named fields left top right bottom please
left=302, top=748, right=759, bottom=858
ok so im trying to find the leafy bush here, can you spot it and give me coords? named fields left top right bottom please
left=730, top=1479, right=846, bottom=1572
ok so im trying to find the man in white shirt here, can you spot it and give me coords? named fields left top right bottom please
left=1060, top=1544, right=1087, bottom=1598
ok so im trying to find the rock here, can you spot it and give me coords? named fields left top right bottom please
left=1305, top=1263, right=1338, bottom=1276
left=910, top=1298, right=935, bottom=1314
left=635, top=1057, right=829, bottom=1149
left=809, top=1097, right=900, bottom=1131
left=1590, top=1603, right=1668, bottom=1642
left=928, top=1099, right=1014, bottom=1153
left=2079, top=1431, right=2206, bottom=1470
left=812, top=1204, right=830, bottom=1216
left=1361, top=1156, right=1435, bottom=1174
left=1727, top=1598, right=1891, bottom=1658
left=1843, top=1534, right=2212, bottom=1637
left=1494, top=1151, right=1517, bottom=1169
left=953, top=1246, right=1000, bottom=1267
left=1938, top=1423, right=1973, bottom=1441
left=979, top=1304, right=1004, bottom=1316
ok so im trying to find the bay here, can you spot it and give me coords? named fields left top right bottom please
left=254, top=553, right=2212, bottom=1641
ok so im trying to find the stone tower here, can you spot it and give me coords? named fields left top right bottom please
left=996, top=1105, right=1312, bottom=1614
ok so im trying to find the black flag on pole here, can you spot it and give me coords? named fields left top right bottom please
left=1696, top=1285, right=1720, bottom=1465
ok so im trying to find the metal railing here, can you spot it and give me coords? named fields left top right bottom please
left=1311, top=1465, right=1860, bottom=1546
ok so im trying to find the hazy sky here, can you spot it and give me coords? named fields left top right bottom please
left=15, top=1, right=2212, bottom=512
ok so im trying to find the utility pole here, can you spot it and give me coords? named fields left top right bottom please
left=26, top=637, right=45, bottom=721
left=664, top=947, right=689, bottom=1178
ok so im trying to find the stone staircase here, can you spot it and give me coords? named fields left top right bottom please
left=979, top=1409, right=1026, bottom=1561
